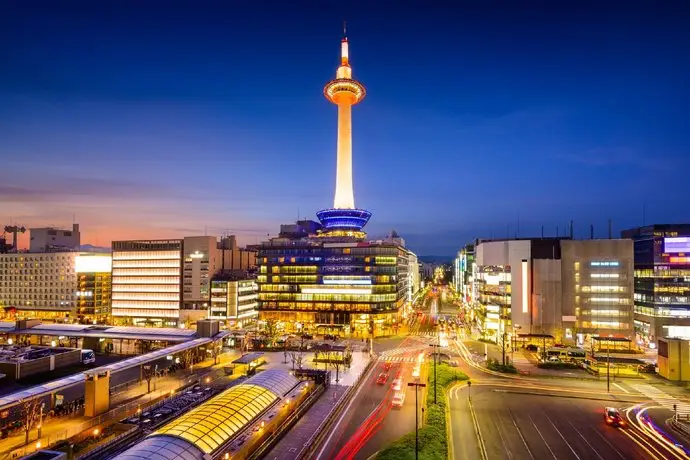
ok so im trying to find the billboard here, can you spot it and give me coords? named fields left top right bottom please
left=664, top=237, right=690, bottom=254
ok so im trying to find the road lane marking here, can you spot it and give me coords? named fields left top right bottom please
left=587, top=426, right=626, bottom=460
left=544, top=413, right=581, bottom=459
left=613, top=382, right=629, bottom=394
left=507, top=405, right=535, bottom=460
left=468, top=398, right=488, bottom=460
left=565, top=419, right=604, bottom=460
left=529, top=415, right=558, bottom=460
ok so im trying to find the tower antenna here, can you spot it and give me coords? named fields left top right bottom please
left=343, top=20, right=347, bottom=38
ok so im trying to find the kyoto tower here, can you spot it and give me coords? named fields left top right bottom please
left=317, top=29, right=372, bottom=238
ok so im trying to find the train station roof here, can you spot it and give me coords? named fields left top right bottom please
left=1, top=322, right=199, bottom=342
left=114, top=369, right=299, bottom=460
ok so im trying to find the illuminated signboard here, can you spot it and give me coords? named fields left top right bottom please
left=664, top=237, right=690, bottom=254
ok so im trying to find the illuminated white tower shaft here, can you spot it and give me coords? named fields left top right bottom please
left=324, top=37, right=366, bottom=210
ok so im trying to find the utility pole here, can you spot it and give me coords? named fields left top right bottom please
left=607, top=342, right=611, bottom=393
left=408, top=382, right=426, bottom=460
left=430, top=343, right=441, bottom=404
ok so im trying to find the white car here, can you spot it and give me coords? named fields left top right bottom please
left=392, top=378, right=403, bottom=391
left=392, top=391, right=406, bottom=408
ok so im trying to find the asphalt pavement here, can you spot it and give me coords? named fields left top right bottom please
left=450, top=385, right=649, bottom=460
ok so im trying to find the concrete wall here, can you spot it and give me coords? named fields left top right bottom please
left=530, top=259, right=563, bottom=337
left=658, top=338, right=690, bottom=382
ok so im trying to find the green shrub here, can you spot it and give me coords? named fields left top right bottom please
left=537, top=361, right=581, bottom=370
left=486, top=357, right=518, bottom=374
left=376, top=364, right=468, bottom=460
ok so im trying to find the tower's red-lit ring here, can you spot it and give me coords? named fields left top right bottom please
left=324, top=78, right=366, bottom=105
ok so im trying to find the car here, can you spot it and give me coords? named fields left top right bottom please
left=392, top=378, right=403, bottom=391
left=376, top=373, right=388, bottom=385
left=605, top=407, right=626, bottom=427
left=384, top=361, right=393, bottom=371
left=638, top=363, right=656, bottom=373
left=526, top=344, right=538, bottom=351
left=392, top=391, right=406, bottom=408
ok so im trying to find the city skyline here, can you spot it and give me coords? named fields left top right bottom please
left=2, top=2, right=689, bottom=255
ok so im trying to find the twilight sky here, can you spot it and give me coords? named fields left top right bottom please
left=1, top=1, right=689, bottom=256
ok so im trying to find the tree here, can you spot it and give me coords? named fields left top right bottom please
left=181, top=348, right=195, bottom=374
left=143, top=365, right=154, bottom=393
left=263, top=318, right=280, bottom=347
left=21, top=398, right=43, bottom=445
left=329, top=359, right=343, bottom=385
left=210, top=341, right=222, bottom=365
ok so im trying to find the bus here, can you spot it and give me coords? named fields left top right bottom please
left=81, top=349, right=96, bottom=365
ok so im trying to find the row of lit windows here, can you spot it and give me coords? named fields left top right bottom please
left=634, top=305, right=690, bottom=317
left=112, top=301, right=180, bottom=309
left=636, top=268, right=690, bottom=278
left=578, top=310, right=631, bottom=317
left=112, top=284, right=180, bottom=293
left=112, top=251, right=181, bottom=260
left=112, top=268, right=181, bottom=276
left=112, top=276, right=180, bottom=285
left=580, top=297, right=630, bottom=305
left=259, top=302, right=376, bottom=312
left=112, top=259, right=181, bottom=268
left=258, top=293, right=397, bottom=302
left=111, top=309, right=180, bottom=318
left=580, top=286, right=626, bottom=293
left=112, top=292, right=180, bottom=301
left=577, top=321, right=630, bottom=330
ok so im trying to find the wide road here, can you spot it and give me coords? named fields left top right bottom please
left=318, top=298, right=438, bottom=459
left=449, top=381, right=690, bottom=460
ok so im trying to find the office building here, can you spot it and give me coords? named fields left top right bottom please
left=29, top=224, right=80, bottom=252
left=257, top=237, right=415, bottom=337
left=75, top=254, right=112, bottom=324
left=0, top=250, right=110, bottom=323
left=111, top=235, right=257, bottom=328
left=473, top=237, right=633, bottom=345
left=209, top=276, right=258, bottom=328
left=111, top=239, right=184, bottom=327
left=622, top=224, right=690, bottom=345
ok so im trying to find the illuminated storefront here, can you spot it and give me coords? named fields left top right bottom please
left=75, top=254, right=112, bottom=324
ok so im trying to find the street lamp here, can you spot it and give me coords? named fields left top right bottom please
left=408, top=382, right=426, bottom=460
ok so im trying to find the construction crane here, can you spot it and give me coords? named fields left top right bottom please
left=1, top=225, right=26, bottom=253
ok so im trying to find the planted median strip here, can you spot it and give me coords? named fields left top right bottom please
left=376, top=364, right=468, bottom=460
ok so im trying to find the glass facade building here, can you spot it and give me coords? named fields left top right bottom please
left=257, top=239, right=413, bottom=337
left=622, top=224, right=690, bottom=345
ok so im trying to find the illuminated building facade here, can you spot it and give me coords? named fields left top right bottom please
left=0, top=251, right=110, bottom=323
left=473, top=237, right=633, bottom=345
left=209, top=277, right=258, bottom=327
left=257, top=239, right=414, bottom=337
left=561, top=239, right=634, bottom=339
left=111, top=239, right=183, bottom=327
left=453, top=244, right=474, bottom=303
left=622, top=224, right=690, bottom=344
left=75, top=254, right=112, bottom=324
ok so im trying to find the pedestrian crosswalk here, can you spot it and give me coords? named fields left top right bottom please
left=409, top=331, right=438, bottom=337
left=377, top=355, right=421, bottom=364
left=379, top=343, right=427, bottom=358
left=632, top=383, right=690, bottom=416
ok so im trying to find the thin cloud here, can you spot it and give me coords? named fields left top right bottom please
left=555, top=147, right=679, bottom=172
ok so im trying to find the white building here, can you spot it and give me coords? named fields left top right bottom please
left=111, top=239, right=184, bottom=327
left=209, top=278, right=258, bottom=327
left=29, top=224, right=81, bottom=252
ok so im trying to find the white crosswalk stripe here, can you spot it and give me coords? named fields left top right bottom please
left=632, top=384, right=690, bottom=416
left=377, top=355, right=418, bottom=363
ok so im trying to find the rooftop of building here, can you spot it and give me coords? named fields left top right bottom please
left=114, top=369, right=299, bottom=460
left=0, top=345, right=76, bottom=363
left=0, top=321, right=198, bottom=342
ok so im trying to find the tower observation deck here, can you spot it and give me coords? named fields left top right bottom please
left=317, top=31, right=371, bottom=238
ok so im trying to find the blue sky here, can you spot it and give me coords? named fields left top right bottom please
left=1, top=1, right=688, bottom=255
